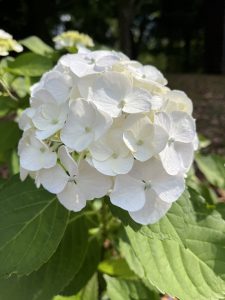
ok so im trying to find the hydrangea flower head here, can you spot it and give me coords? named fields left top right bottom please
left=18, top=49, right=197, bottom=225
left=53, top=31, right=94, bottom=52
left=0, top=29, right=23, bottom=56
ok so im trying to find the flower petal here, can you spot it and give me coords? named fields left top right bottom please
left=58, top=145, right=78, bottom=176
left=78, top=160, right=112, bottom=199
left=57, top=182, right=86, bottom=212
left=159, top=144, right=181, bottom=175
left=38, top=165, right=68, bottom=193
left=129, top=190, right=171, bottom=225
left=110, top=175, right=145, bottom=212
left=20, top=138, right=57, bottom=171
left=91, top=71, right=132, bottom=117
left=175, top=141, right=194, bottom=172
left=123, top=88, right=152, bottom=113
left=171, top=111, right=196, bottom=143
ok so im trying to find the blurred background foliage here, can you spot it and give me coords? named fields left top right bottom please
left=1, top=0, right=225, bottom=73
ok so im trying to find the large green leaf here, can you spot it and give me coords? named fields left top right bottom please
left=0, top=176, right=69, bottom=277
left=7, top=53, right=53, bottom=77
left=105, top=275, right=160, bottom=300
left=20, top=36, right=54, bottom=56
left=112, top=190, right=225, bottom=300
left=0, top=215, right=88, bottom=300
left=0, top=120, right=21, bottom=152
left=195, top=153, right=225, bottom=189
left=62, top=236, right=101, bottom=296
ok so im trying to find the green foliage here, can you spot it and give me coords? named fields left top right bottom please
left=0, top=121, right=21, bottom=152
left=0, top=215, right=88, bottom=300
left=20, top=36, right=54, bottom=57
left=62, top=236, right=101, bottom=296
left=195, top=153, right=225, bottom=189
left=0, top=96, right=17, bottom=117
left=0, top=176, right=69, bottom=277
left=117, top=190, right=225, bottom=300
left=98, top=258, right=135, bottom=278
left=78, top=274, right=98, bottom=300
left=105, top=275, right=160, bottom=300
left=7, top=53, right=53, bottom=77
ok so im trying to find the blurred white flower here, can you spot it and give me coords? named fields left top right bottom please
left=53, top=30, right=94, bottom=51
left=0, top=29, right=23, bottom=56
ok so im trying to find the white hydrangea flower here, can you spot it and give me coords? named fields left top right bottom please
left=163, top=90, right=193, bottom=115
left=19, top=134, right=57, bottom=171
left=91, top=71, right=152, bottom=117
left=0, top=29, right=23, bottom=56
left=18, top=48, right=197, bottom=225
left=123, top=115, right=168, bottom=161
left=89, top=126, right=134, bottom=176
left=155, top=111, right=196, bottom=175
left=38, top=146, right=112, bottom=211
left=61, top=98, right=112, bottom=152
left=110, top=158, right=185, bottom=224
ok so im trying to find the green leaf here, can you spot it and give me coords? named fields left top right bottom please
left=116, top=190, right=225, bottom=300
left=79, top=274, right=98, bottom=300
left=98, top=258, right=135, bottom=278
left=54, top=296, right=79, bottom=300
left=11, top=76, right=30, bottom=98
left=0, top=215, right=88, bottom=300
left=105, top=275, right=160, bottom=300
left=0, top=120, right=21, bottom=152
left=0, top=175, right=69, bottom=277
left=7, top=53, right=53, bottom=77
left=0, top=96, right=17, bottom=117
left=62, top=236, right=101, bottom=296
left=195, top=153, right=225, bottom=189
left=198, top=134, right=211, bottom=149
left=20, top=36, right=54, bottom=56
left=9, top=150, right=20, bottom=175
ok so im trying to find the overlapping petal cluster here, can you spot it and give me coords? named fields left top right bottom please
left=0, top=29, right=23, bottom=56
left=18, top=49, right=197, bottom=225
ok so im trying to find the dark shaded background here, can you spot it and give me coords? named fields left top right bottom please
left=1, top=0, right=225, bottom=73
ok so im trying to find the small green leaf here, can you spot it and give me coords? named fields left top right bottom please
left=7, top=53, right=53, bottom=77
left=198, top=134, right=211, bottom=149
left=79, top=274, right=98, bottom=300
left=195, top=153, right=225, bottom=189
left=20, top=36, right=54, bottom=56
left=11, top=77, right=30, bottom=98
left=0, top=215, right=88, bottom=300
left=0, top=176, right=69, bottom=277
left=98, top=258, right=135, bottom=278
left=105, top=275, right=160, bottom=300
